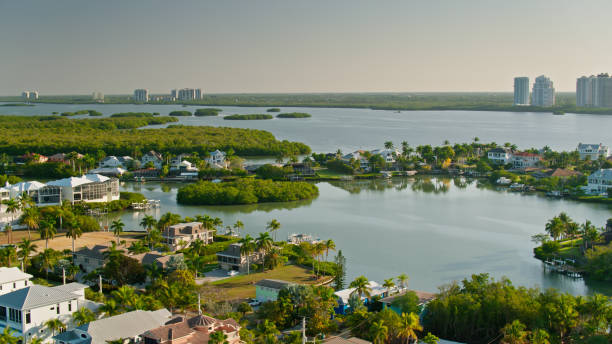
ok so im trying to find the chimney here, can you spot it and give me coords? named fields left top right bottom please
left=169, top=328, right=173, bottom=343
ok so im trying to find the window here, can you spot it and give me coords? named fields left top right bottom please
left=0, top=306, right=6, bottom=321
left=8, top=308, right=22, bottom=323
left=12, top=283, right=16, bottom=289
left=68, top=302, right=72, bottom=312
left=25, top=311, right=31, bottom=324
left=56, top=304, right=60, bottom=314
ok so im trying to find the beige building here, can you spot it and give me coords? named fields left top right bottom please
left=162, top=222, right=214, bottom=251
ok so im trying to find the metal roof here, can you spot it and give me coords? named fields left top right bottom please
left=76, top=309, right=172, bottom=344
left=0, top=285, right=81, bottom=310
left=0, top=267, right=32, bottom=284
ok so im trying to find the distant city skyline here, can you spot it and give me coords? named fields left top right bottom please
left=2, top=0, right=612, bottom=95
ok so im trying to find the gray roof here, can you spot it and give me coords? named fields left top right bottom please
left=0, top=285, right=80, bottom=310
left=73, top=245, right=111, bottom=260
left=53, top=282, right=88, bottom=294
left=254, top=279, right=294, bottom=290
left=589, top=168, right=612, bottom=180
left=0, top=267, right=32, bottom=284
left=325, top=337, right=372, bottom=344
left=61, top=309, right=172, bottom=344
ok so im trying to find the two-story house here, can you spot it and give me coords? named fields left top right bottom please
left=371, top=148, right=400, bottom=164
left=0, top=283, right=88, bottom=342
left=0, top=268, right=32, bottom=295
left=162, top=222, right=214, bottom=251
left=99, top=156, right=133, bottom=169
left=216, top=243, right=262, bottom=273
left=584, top=168, right=612, bottom=195
left=487, top=148, right=513, bottom=165
left=577, top=143, right=610, bottom=161
left=74, top=245, right=183, bottom=273
left=511, top=152, right=542, bottom=169
left=205, top=150, right=229, bottom=169
left=140, top=151, right=163, bottom=169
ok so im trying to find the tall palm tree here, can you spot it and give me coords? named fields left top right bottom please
left=239, top=234, right=255, bottom=275
left=384, top=141, right=394, bottom=150
left=397, top=273, right=409, bottom=290
left=212, top=217, right=223, bottom=232
left=545, top=217, right=564, bottom=242
left=45, top=318, right=66, bottom=337
left=233, top=220, right=244, bottom=236
left=110, top=220, right=125, bottom=245
left=19, top=206, right=40, bottom=240
left=529, top=329, right=550, bottom=344
left=349, top=276, right=372, bottom=301
left=500, top=320, right=528, bottom=344
left=18, top=192, right=34, bottom=210
left=17, top=238, right=37, bottom=270
left=256, top=232, right=273, bottom=272
left=383, top=278, right=395, bottom=297
left=266, top=219, right=281, bottom=241
left=369, top=320, right=388, bottom=344
left=140, top=215, right=156, bottom=233
left=99, top=299, right=121, bottom=317
left=39, top=248, right=59, bottom=278
left=324, top=239, right=336, bottom=262
left=38, top=219, right=57, bottom=249
left=72, top=308, right=96, bottom=326
left=29, top=336, right=44, bottom=344
left=112, top=286, right=137, bottom=310
left=3, top=199, right=19, bottom=243
left=3, top=224, right=12, bottom=245
left=65, top=220, right=83, bottom=254
left=0, top=246, right=17, bottom=267
left=314, top=241, right=326, bottom=277
left=398, top=312, right=423, bottom=344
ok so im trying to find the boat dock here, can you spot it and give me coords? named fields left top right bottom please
left=130, top=199, right=161, bottom=210
left=543, top=258, right=583, bottom=278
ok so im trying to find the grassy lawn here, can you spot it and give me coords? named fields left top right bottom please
left=557, top=239, right=584, bottom=259
left=314, top=168, right=347, bottom=179
left=211, top=265, right=318, bottom=300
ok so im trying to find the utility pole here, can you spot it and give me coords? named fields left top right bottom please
left=99, top=275, right=103, bottom=295
left=302, top=317, right=306, bottom=344
left=62, top=267, right=66, bottom=285
left=197, top=294, right=202, bottom=315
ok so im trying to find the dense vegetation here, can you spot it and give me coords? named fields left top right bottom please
left=110, top=112, right=159, bottom=118
left=224, top=114, right=273, bottom=120
left=61, top=110, right=90, bottom=116
left=266, top=108, right=281, bottom=112
left=194, top=108, right=222, bottom=116
left=169, top=110, right=192, bottom=116
left=422, top=274, right=611, bottom=344
left=0, top=116, right=310, bottom=156
left=176, top=179, right=319, bottom=205
left=277, top=112, right=311, bottom=118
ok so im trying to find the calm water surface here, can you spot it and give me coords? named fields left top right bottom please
left=2, top=103, right=612, bottom=152
left=100, top=178, right=612, bottom=296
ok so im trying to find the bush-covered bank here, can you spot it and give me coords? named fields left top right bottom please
left=176, top=179, right=319, bottom=205
left=0, top=115, right=310, bottom=157
left=224, top=114, right=273, bottom=120
left=73, top=191, right=147, bottom=213
left=110, top=112, right=160, bottom=117
left=276, top=112, right=311, bottom=118
left=169, top=110, right=192, bottom=116
left=194, top=108, right=222, bottom=116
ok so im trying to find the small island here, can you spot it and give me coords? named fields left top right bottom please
left=224, top=114, right=273, bottom=120
left=277, top=112, right=312, bottom=118
left=169, top=110, right=192, bottom=116
left=194, top=108, right=222, bottom=116
left=177, top=179, right=319, bottom=205
left=266, top=108, right=281, bottom=112
left=110, top=112, right=159, bottom=118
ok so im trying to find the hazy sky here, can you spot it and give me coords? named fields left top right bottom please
left=1, top=0, right=611, bottom=95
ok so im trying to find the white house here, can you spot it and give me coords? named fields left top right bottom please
left=98, top=156, right=133, bottom=169
left=511, top=152, right=542, bottom=169
left=162, top=222, right=214, bottom=251
left=577, top=143, right=610, bottom=160
left=584, top=169, right=612, bottom=195
left=0, top=181, right=62, bottom=209
left=141, top=151, right=163, bottom=169
left=0, top=268, right=32, bottom=295
left=371, top=149, right=400, bottom=164
left=0, top=283, right=89, bottom=343
left=487, top=148, right=512, bottom=164
left=334, top=280, right=394, bottom=314
left=342, top=151, right=370, bottom=170
left=47, top=174, right=119, bottom=204
left=53, top=309, right=172, bottom=344
left=206, top=150, right=229, bottom=169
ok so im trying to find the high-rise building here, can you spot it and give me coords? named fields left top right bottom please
left=576, top=73, right=612, bottom=108
left=92, top=91, right=105, bottom=102
left=532, top=75, right=555, bottom=107
left=195, top=88, right=202, bottom=99
left=513, top=77, right=530, bottom=105
left=171, top=89, right=177, bottom=99
left=133, top=89, right=149, bottom=102
left=22, top=91, right=38, bottom=101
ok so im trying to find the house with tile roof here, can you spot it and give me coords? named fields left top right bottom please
left=379, top=290, right=436, bottom=316
left=141, top=314, right=241, bottom=344
left=0, top=267, right=32, bottom=295
left=0, top=283, right=88, bottom=342
left=162, top=222, right=214, bottom=251
left=73, top=245, right=183, bottom=274
left=53, top=309, right=172, bottom=344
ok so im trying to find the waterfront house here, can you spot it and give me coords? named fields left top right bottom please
left=141, top=315, right=241, bottom=344
left=216, top=243, right=262, bottom=273
left=287, top=233, right=320, bottom=245
left=577, top=143, right=610, bottom=160
left=511, top=152, right=542, bottom=169
left=74, top=245, right=183, bottom=273
left=162, top=222, right=214, bottom=251
left=141, top=151, right=163, bottom=169
left=0, top=283, right=89, bottom=342
left=87, top=167, right=126, bottom=177
left=205, top=150, right=229, bottom=169
left=371, top=148, right=400, bottom=164
left=99, top=156, right=133, bottom=169
left=254, top=279, right=294, bottom=303
left=47, top=174, right=120, bottom=204
left=532, top=168, right=582, bottom=180
left=48, top=153, right=84, bottom=164
left=487, top=148, right=512, bottom=164
left=583, top=168, right=612, bottom=195
left=334, top=281, right=389, bottom=315
left=379, top=290, right=436, bottom=316
left=0, top=268, right=32, bottom=295
left=287, top=163, right=315, bottom=176
left=342, top=151, right=370, bottom=171
left=53, top=309, right=172, bottom=344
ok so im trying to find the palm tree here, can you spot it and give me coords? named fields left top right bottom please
left=233, top=220, right=244, bottom=236
left=146, top=229, right=162, bottom=250
left=112, top=286, right=137, bottom=310
left=314, top=241, right=326, bottom=277
left=545, top=217, right=564, bottom=242
left=19, top=206, right=40, bottom=240
left=384, top=141, right=394, bottom=150
left=72, top=308, right=96, bottom=326
left=3, top=198, right=20, bottom=224
left=256, top=232, right=273, bottom=272
left=45, top=318, right=66, bottom=337
left=396, top=273, right=409, bottom=290
left=99, top=299, right=121, bottom=317
left=38, top=219, right=57, bottom=249
left=17, top=238, right=37, bottom=270
left=110, top=220, right=125, bottom=245
left=256, top=320, right=279, bottom=344
left=398, top=312, right=423, bottom=344
left=3, top=224, right=12, bottom=245
left=266, top=219, right=281, bottom=241
left=0, top=246, right=17, bottom=267
left=529, top=329, right=550, bottom=344
left=500, top=320, right=528, bottom=344
left=582, top=221, right=600, bottom=251
left=324, top=239, right=336, bottom=262
left=65, top=220, right=83, bottom=254
left=239, top=234, right=255, bottom=275
left=383, top=278, right=395, bottom=297
left=39, top=248, right=59, bottom=278
left=0, top=327, right=19, bottom=344
left=349, top=276, right=372, bottom=300
left=29, top=336, right=44, bottom=344
left=18, top=192, right=34, bottom=210
left=140, top=215, right=156, bottom=233
left=369, top=320, right=388, bottom=344
left=208, top=330, right=229, bottom=344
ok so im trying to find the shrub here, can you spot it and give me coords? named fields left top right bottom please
left=224, top=114, right=273, bottom=120
left=169, top=110, right=192, bottom=116
left=277, top=113, right=311, bottom=118
left=194, top=108, right=222, bottom=116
